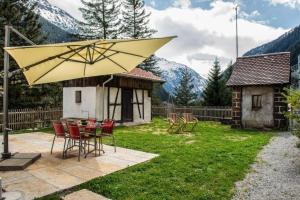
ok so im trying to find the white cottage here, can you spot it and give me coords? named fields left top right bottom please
left=62, top=68, right=164, bottom=125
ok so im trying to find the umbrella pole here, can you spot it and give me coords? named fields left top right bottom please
left=2, top=26, right=35, bottom=159
left=2, top=25, right=11, bottom=159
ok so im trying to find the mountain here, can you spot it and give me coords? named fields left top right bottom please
left=154, top=57, right=206, bottom=97
left=39, top=17, right=76, bottom=43
left=29, top=0, right=80, bottom=34
left=244, top=25, right=300, bottom=66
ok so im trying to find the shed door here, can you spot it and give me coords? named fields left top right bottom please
left=122, top=88, right=133, bottom=122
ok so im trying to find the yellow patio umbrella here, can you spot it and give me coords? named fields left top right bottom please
left=4, top=36, right=176, bottom=85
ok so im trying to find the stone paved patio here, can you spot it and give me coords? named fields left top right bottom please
left=0, top=132, right=158, bottom=200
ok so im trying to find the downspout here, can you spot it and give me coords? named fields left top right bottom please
left=102, top=75, right=114, bottom=121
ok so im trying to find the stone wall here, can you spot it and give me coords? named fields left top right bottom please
left=242, top=86, right=274, bottom=129
left=231, top=87, right=242, bottom=128
left=273, top=86, right=288, bottom=129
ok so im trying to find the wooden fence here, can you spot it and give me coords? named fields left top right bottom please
left=0, top=106, right=231, bottom=131
left=0, top=107, right=62, bottom=131
left=152, top=106, right=232, bottom=121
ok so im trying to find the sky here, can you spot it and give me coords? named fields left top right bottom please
left=47, top=0, right=300, bottom=77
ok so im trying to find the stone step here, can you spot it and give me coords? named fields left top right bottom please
left=63, top=189, right=110, bottom=200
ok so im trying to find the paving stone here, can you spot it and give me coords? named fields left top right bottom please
left=61, top=165, right=104, bottom=181
left=1, top=132, right=158, bottom=199
left=63, top=189, right=110, bottom=200
left=28, top=167, right=84, bottom=189
left=4, top=175, right=58, bottom=200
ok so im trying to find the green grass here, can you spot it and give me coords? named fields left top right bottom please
left=38, top=118, right=272, bottom=200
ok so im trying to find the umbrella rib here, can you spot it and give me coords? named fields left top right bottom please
left=24, top=44, right=90, bottom=71
left=67, top=46, right=89, bottom=62
left=102, top=54, right=128, bottom=72
left=87, top=47, right=92, bottom=63
left=58, top=57, right=87, bottom=64
left=94, top=46, right=147, bottom=59
left=84, top=48, right=89, bottom=77
left=91, top=43, right=96, bottom=62
left=32, top=48, right=85, bottom=84
left=92, top=43, right=115, bottom=63
left=94, top=52, right=119, bottom=63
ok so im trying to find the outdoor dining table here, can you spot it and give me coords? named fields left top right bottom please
left=78, top=124, right=104, bottom=158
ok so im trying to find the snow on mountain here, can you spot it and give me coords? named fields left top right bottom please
left=28, top=0, right=80, bottom=34
left=155, top=57, right=206, bottom=97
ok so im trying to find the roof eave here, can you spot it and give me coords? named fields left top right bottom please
left=116, top=73, right=165, bottom=83
left=226, top=82, right=290, bottom=87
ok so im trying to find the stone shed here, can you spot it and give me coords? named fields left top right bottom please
left=227, top=52, right=290, bottom=129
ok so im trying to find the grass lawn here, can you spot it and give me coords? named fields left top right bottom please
left=38, top=118, right=272, bottom=200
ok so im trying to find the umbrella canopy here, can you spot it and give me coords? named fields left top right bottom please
left=4, top=36, right=175, bottom=85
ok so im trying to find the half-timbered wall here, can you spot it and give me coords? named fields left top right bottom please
left=107, top=87, right=122, bottom=121
left=63, top=86, right=152, bottom=124
left=132, top=89, right=151, bottom=123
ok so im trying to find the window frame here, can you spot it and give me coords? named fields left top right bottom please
left=75, top=90, right=82, bottom=103
left=252, top=95, right=262, bottom=110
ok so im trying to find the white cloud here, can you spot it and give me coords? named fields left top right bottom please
left=267, top=0, right=300, bottom=9
left=150, top=0, right=156, bottom=7
left=148, top=1, right=287, bottom=77
left=173, top=0, right=192, bottom=9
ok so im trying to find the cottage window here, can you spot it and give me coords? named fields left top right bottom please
left=75, top=91, right=81, bottom=103
left=252, top=95, right=262, bottom=110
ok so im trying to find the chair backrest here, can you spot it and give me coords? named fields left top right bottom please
left=53, top=121, right=65, bottom=137
left=102, top=119, right=115, bottom=134
left=103, top=119, right=115, bottom=125
left=88, top=118, right=97, bottom=123
left=169, top=113, right=177, bottom=122
left=87, top=118, right=97, bottom=127
left=68, top=124, right=81, bottom=139
left=182, top=113, right=193, bottom=122
left=60, top=119, right=69, bottom=133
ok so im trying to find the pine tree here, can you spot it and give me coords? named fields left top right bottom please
left=202, top=58, right=227, bottom=106
left=174, top=67, right=197, bottom=106
left=79, top=0, right=121, bottom=39
left=121, top=0, right=156, bottom=39
left=121, top=0, right=160, bottom=76
left=0, top=0, right=62, bottom=109
left=139, top=55, right=161, bottom=76
left=221, top=62, right=233, bottom=106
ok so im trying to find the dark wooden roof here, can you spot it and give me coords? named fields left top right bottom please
left=63, top=68, right=162, bottom=90
left=227, top=52, right=290, bottom=86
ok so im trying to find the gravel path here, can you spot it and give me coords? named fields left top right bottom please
left=233, top=132, right=300, bottom=200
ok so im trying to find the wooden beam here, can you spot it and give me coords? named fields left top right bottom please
left=135, top=89, right=142, bottom=118
left=112, top=88, right=120, bottom=120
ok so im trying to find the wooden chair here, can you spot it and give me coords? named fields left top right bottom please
left=167, top=113, right=184, bottom=134
left=181, top=113, right=198, bottom=132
